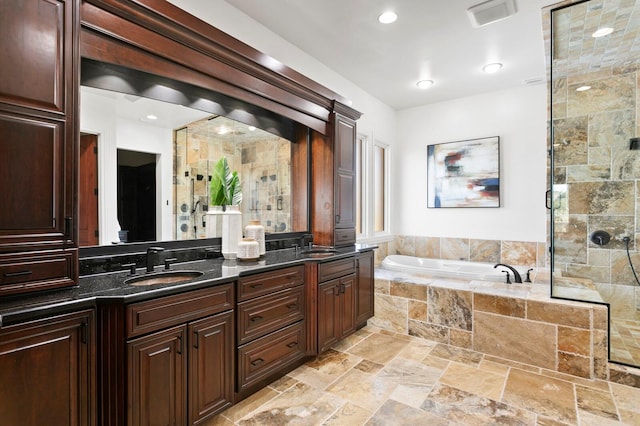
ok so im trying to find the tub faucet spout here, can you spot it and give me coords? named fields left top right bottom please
left=493, top=263, right=522, bottom=283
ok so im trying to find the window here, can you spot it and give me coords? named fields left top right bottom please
left=356, top=134, right=390, bottom=241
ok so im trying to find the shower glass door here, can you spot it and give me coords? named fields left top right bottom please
left=550, top=0, right=640, bottom=367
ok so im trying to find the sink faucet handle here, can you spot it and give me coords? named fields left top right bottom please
left=164, top=258, right=178, bottom=270
left=122, top=263, right=137, bottom=275
left=525, top=268, right=534, bottom=283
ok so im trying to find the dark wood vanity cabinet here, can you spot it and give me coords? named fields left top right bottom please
left=356, top=250, right=375, bottom=328
left=123, top=284, right=234, bottom=426
left=0, top=309, right=95, bottom=426
left=317, top=257, right=357, bottom=353
left=0, top=0, right=79, bottom=296
left=236, top=266, right=307, bottom=399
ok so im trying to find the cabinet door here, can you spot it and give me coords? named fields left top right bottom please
left=0, top=310, right=94, bottom=426
left=334, top=113, right=357, bottom=245
left=128, top=326, right=186, bottom=426
left=188, top=311, right=233, bottom=425
left=317, top=279, right=339, bottom=353
left=356, top=251, right=375, bottom=327
left=0, top=0, right=75, bottom=113
left=338, top=274, right=356, bottom=339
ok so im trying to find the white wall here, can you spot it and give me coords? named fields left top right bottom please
left=80, top=89, right=174, bottom=244
left=395, top=84, right=548, bottom=242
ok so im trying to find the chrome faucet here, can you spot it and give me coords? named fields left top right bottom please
left=493, top=263, right=522, bottom=283
left=146, top=247, right=165, bottom=272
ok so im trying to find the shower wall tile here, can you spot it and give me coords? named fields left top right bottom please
left=588, top=147, right=611, bottom=165
left=586, top=252, right=610, bottom=276
left=551, top=215, right=588, bottom=264
left=566, top=264, right=610, bottom=284
left=469, top=239, right=500, bottom=263
left=613, top=149, right=640, bottom=180
left=553, top=116, right=588, bottom=166
left=569, top=181, right=635, bottom=215
left=567, top=74, right=636, bottom=117
left=589, top=109, right=635, bottom=148
left=566, top=164, right=611, bottom=182
left=441, top=238, right=469, bottom=261
left=610, top=251, right=640, bottom=285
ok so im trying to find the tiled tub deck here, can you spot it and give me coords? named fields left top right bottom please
left=373, top=268, right=609, bottom=381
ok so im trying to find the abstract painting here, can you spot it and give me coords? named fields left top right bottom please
left=427, top=136, right=500, bottom=208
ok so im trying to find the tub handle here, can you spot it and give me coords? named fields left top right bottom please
left=501, top=270, right=512, bottom=284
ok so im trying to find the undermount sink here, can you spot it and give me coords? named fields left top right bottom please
left=125, top=270, right=204, bottom=286
left=300, top=247, right=338, bottom=258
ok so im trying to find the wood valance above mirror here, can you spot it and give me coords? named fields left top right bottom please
left=80, top=0, right=361, bottom=135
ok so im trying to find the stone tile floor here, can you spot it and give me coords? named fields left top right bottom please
left=207, top=325, right=640, bottom=425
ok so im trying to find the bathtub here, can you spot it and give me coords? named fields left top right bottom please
left=381, top=254, right=521, bottom=282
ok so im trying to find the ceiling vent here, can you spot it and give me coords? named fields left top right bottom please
left=467, top=0, right=518, bottom=28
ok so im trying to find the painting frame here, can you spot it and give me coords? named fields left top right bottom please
left=427, top=136, right=500, bottom=208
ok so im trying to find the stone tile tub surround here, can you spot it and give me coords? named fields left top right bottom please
left=373, top=235, right=548, bottom=270
left=372, top=268, right=609, bottom=382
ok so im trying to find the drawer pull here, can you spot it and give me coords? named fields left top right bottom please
left=251, top=358, right=264, bottom=366
left=340, top=283, right=346, bottom=294
left=286, top=341, right=298, bottom=348
left=250, top=315, right=264, bottom=322
left=4, top=270, right=33, bottom=278
left=176, top=335, right=183, bottom=355
left=250, top=283, right=263, bottom=289
left=286, top=303, right=298, bottom=309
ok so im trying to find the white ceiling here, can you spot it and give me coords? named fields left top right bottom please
left=224, top=0, right=560, bottom=110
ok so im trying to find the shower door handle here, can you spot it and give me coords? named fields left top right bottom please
left=545, top=190, right=551, bottom=210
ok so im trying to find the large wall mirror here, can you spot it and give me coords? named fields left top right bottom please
left=80, top=59, right=308, bottom=247
left=550, top=0, right=640, bottom=368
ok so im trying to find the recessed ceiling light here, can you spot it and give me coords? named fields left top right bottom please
left=378, top=11, right=397, bottom=24
left=482, top=62, right=502, bottom=74
left=217, top=126, right=229, bottom=135
left=247, top=126, right=256, bottom=131
left=416, top=80, right=434, bottom=89
left=146, top=114, right=158, bottom=120
left=592, top=27, right=613, bottom=38
left=576, top=85, right=591, bottom=92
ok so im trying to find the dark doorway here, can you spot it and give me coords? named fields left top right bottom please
left=117, top=149, right=157, bottom=243
left=79, top=134, right=99, bottom=246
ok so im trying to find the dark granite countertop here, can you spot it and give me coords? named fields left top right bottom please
left=0, top=245, right=376, bottom=327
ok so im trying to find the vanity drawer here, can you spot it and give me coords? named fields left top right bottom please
left=126, top=283, right=233, bottom=338
left=237, top=321, right=306, bottom=393
left=0, top=250, right=76, bottom=296
left=237, top=285, right=305, bottom=345
left=318, top=256, right=356, bottom=282
left=237, top=265, right=304, bottom=302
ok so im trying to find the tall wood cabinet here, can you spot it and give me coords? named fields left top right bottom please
left=0, top=309, right=95, bottom=426
left=0, top=0, right=79, bottom=296
left=333, top=113, right=358, bottom=245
